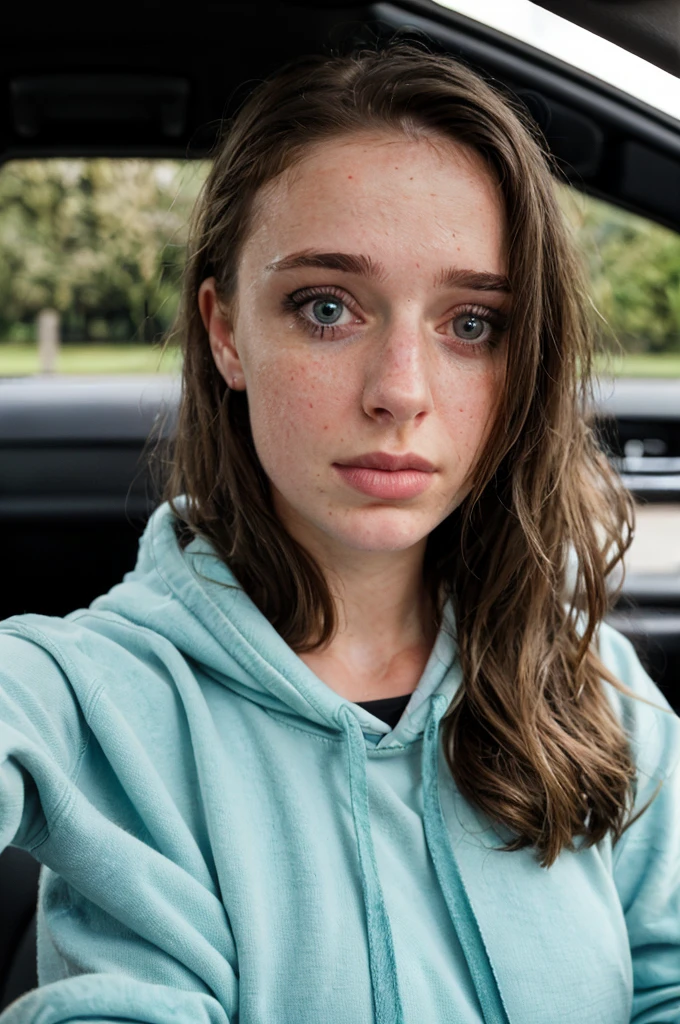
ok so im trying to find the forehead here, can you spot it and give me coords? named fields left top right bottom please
left=243, top=131, right=507, bottom=277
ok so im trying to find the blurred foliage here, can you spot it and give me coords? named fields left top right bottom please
left=0, top=159, right=679, bottom=357
left=0, top=159, right=209, bottom=344
left=559, top=185, right=680, bottom=354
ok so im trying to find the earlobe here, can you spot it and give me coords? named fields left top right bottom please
left=197, top=277, right=245, bottom=389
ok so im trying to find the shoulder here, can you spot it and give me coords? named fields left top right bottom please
left=0, top=612, right=121, bottom=713
left=0, top=615, right=100, bottom=783
left=596, top=619, right=680, bottom=788
left=597, top=624, right=680, bottom=953
left=0, top=614, right=83, bottom=682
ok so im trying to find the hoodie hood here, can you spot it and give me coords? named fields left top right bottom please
left=93, top=500, right=463, bottom=748
left=88, top=501, right=512, bottom=1024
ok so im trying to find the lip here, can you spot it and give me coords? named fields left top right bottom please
left=333, top=451, right=436, bottom=499
left=334, top=451, right=435, bottom=473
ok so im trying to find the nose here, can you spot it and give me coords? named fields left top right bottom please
left=362, top=318, right=434, bottom=426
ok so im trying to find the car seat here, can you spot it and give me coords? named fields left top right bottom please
left=0, top=847, right=39, bottom=1011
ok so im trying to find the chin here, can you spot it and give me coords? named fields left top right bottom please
left=331, top=513, right=432, bottom=552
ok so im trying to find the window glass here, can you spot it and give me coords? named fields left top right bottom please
left=558, top=186, right=680, bottom=580
left=560, top=187, right=680, bottom=378
left=0, top=160, right=678, bottom=378
left=0, top=159, right=209, bottom=376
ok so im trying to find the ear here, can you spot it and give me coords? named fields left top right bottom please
left=197, top=277, right=246, bottom=390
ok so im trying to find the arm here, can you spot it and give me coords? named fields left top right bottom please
left=0, top=627, right=91, bottom=853
left=0, top=976, right=231, bottom=1023
left=598, top=623, right=680, bottom=1023
left=0, top=623, right=237, bottom=1023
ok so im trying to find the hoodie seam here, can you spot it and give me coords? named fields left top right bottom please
left=1, top=620, right=104, bottom=852
left=367, top=739, right=423, bottom=758
left=3, top=621, right=102, bottom=772
left=26, top=681, right=104, bottom=854
left=262, top=708, right=345, bottom=745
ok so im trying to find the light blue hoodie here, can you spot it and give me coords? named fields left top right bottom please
left=0, top=501, right=679, bottom=1024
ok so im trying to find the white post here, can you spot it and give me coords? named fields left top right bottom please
left=37, top=308, right=60, bottom=374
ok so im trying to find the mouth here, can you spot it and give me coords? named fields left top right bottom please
left=334, top=451, right=435, bottom=473
left=332, top=463, right=434, bottom=500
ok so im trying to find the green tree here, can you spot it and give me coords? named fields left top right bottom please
left=0, top=158, right=209, bottom=343
left=560, top=186, right=680, bottom=354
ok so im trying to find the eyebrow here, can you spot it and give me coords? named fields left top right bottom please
left=265, top=251, right=385, bottom=279
left=435, top=267, right=511, bottom=293
left=265, top=250, right=511, bottom=294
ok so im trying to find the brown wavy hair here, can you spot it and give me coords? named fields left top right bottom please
left=163, top=41, right=668, bottom=868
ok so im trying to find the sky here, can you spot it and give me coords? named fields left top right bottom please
left=438, top=0, right=680, bottom=121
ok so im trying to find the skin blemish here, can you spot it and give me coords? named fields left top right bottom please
left=309, top=403, right=314, bottom=409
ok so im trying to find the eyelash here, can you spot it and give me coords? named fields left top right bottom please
left=282, top=286, right=355, bottom=341
left=282, top=286, right=508, bottom=350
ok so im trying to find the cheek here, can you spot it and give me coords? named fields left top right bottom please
left=443, top=367, right=502, bottom=458
left=246, top=359, right=334, bottom=471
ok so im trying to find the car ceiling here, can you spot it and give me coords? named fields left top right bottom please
left=1, top=1, right=680, bottom=233
left=532, top=0, right=680, bottom=78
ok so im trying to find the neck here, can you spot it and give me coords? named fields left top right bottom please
left=300, top=558, right=439, bottom=702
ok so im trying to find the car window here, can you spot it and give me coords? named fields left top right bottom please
left=558, top=185, right=680, bottom=580
left=0, top=158, right=209, bottom=376
left=559, top=187, right=680, bottom=379
left=0, top=159, right=679, bottom=380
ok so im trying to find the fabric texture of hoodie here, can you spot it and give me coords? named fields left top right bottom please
left=0, top=500, right=679, bottom=1023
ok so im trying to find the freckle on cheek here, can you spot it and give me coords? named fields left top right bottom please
left=309, top=402, right=313, bottom=409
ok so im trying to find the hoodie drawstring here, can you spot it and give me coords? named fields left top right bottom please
left=340, top=696, right=512, bottom=1024
left=422, top=694, right=511, bottom=1024
left=340, top=705, right=406, bottom=1024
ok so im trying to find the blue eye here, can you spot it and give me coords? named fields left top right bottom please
left=312, top=298, right=344, bottom=325
left=283, top=288, right=359, bottom=339
left=453, top=313, right=488, bottom=341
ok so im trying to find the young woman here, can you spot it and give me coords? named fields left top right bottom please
left=0, top=43, right=678, bottom=1024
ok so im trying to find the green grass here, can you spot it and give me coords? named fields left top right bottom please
left=1, top=343, right=680, bottom=378
left=593, top=352, right=680, bottom=378
left=0, top=343, right=182, bottom=376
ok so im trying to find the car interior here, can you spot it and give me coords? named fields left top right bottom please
left=1, top=0, right=680, bottom=1011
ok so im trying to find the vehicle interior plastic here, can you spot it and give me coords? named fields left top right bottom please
left=533, top=0, right=680, bottom=78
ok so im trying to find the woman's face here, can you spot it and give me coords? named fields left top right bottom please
left=200, top=131, right=509, bottom=572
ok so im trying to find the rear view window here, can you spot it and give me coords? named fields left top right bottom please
left=0, top=158, right=678, bottom=376
left=0, top=159, right=209, bottom=376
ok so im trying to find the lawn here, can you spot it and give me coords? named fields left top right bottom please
left=0, top=343, right=182, bottom=376
left=1, top=343, right=680, bottom=378
left=592, top=352, right=680, bottom=378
